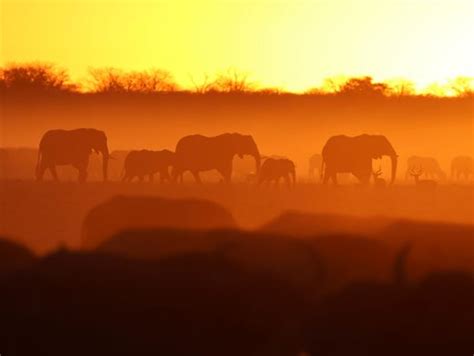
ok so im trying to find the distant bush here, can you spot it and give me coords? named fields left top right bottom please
left=1, top=62, right=473, bottom=97
left=0, top=63, right=77, bottom=93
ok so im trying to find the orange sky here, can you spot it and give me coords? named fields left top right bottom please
left=1, top=0, right=473, bottom=92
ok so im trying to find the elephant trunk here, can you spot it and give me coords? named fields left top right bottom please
left=291, top=167, right=296, bottom=187
left=390, top=155, right=398, bottom=184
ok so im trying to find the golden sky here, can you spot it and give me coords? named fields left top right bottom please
left=1, top=0, right=473, bottom=92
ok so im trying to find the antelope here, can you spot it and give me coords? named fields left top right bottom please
left=410, top=167, right=437, bottom=189
left=372, top=168, right=386, bottom=188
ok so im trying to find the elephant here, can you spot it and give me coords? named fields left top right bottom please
left=308, top=153, right=323, bottom=180
left=405, top=156, right=446, bottom=181
left=122, top=149, right=175, bottom=183
left=451, top=155, right=473, bottom=180
left=321, top=134, right=398, bottom=185
left=257, top=158, right=296, bottom=188
left=172, top=133, right=261, bottom=183
left=36, top=128, right=109, bottom=183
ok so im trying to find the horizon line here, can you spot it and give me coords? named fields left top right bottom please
left=1, top=61, right=473, bottom=97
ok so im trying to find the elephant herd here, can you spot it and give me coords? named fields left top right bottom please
left=35, top=128, right=473, bottom=186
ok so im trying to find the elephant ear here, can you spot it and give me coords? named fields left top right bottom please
left=353, top=135, right=375, bottom=158
left=365, top=135, right=390, bottom=158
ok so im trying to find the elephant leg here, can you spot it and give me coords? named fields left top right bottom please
left=171, top=168, right=182, bottom=183
left=49, top=165, right=59, bottom=181
left=322, top=172, right=329, bottom=184
left=192, top=171, right=202, bottom=184
left=284, top=175, right=291, bottom=189
left=149, top=173, right=154, bottom=183
left=217, top=162, right=232, bottom=184
left=138, top=175, right=144, bottom=182
left=330, top=173, right=338, bottom=185
left=74, top=162, right=87, bottom=183
left=74, top=164, right=87, bottom=183
left=74, top=157, right=89, bottom=183
left=36, top=162, right=47, bottom=181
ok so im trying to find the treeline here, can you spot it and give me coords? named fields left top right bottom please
left=1, top=63, right=473, bottom=97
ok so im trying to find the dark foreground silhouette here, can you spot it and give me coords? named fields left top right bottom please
left=82, top=195, right=237, bottom=248
left=0, top=233, right=472, bottom=356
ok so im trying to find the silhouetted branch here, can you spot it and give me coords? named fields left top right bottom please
left=88, top=68, right=178, bottom=93
left=213, top=69, right=257, bottom=93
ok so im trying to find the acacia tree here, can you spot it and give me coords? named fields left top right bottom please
left=88, top=68, right=178, bottom=93
left=0, top=63, right=76, bottom=92
left=338, top=76, right=388, bottom=96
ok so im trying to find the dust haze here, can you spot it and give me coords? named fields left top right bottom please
left=1, top=66, right=473, bottom=355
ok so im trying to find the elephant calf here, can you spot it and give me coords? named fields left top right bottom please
left=258, top=158, right=296, bottom=188
left=122, top=149, right=174, bottom=182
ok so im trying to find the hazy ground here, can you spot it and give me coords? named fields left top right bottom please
left=1, top=180, right=472, bottom=254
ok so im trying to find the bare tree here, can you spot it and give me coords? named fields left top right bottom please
left=189, top=73, right=217, bottom=94
left=88, top=68, right=177, bottom=93
left=320, top=76, right=350, bottom=94
left=213, top=68, right=257, bottom=93
left=88, top=68, right=125, bottom=93
left=0, top=63, right=76, bottom=92
left=126, top=69, right=177, bottom=93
